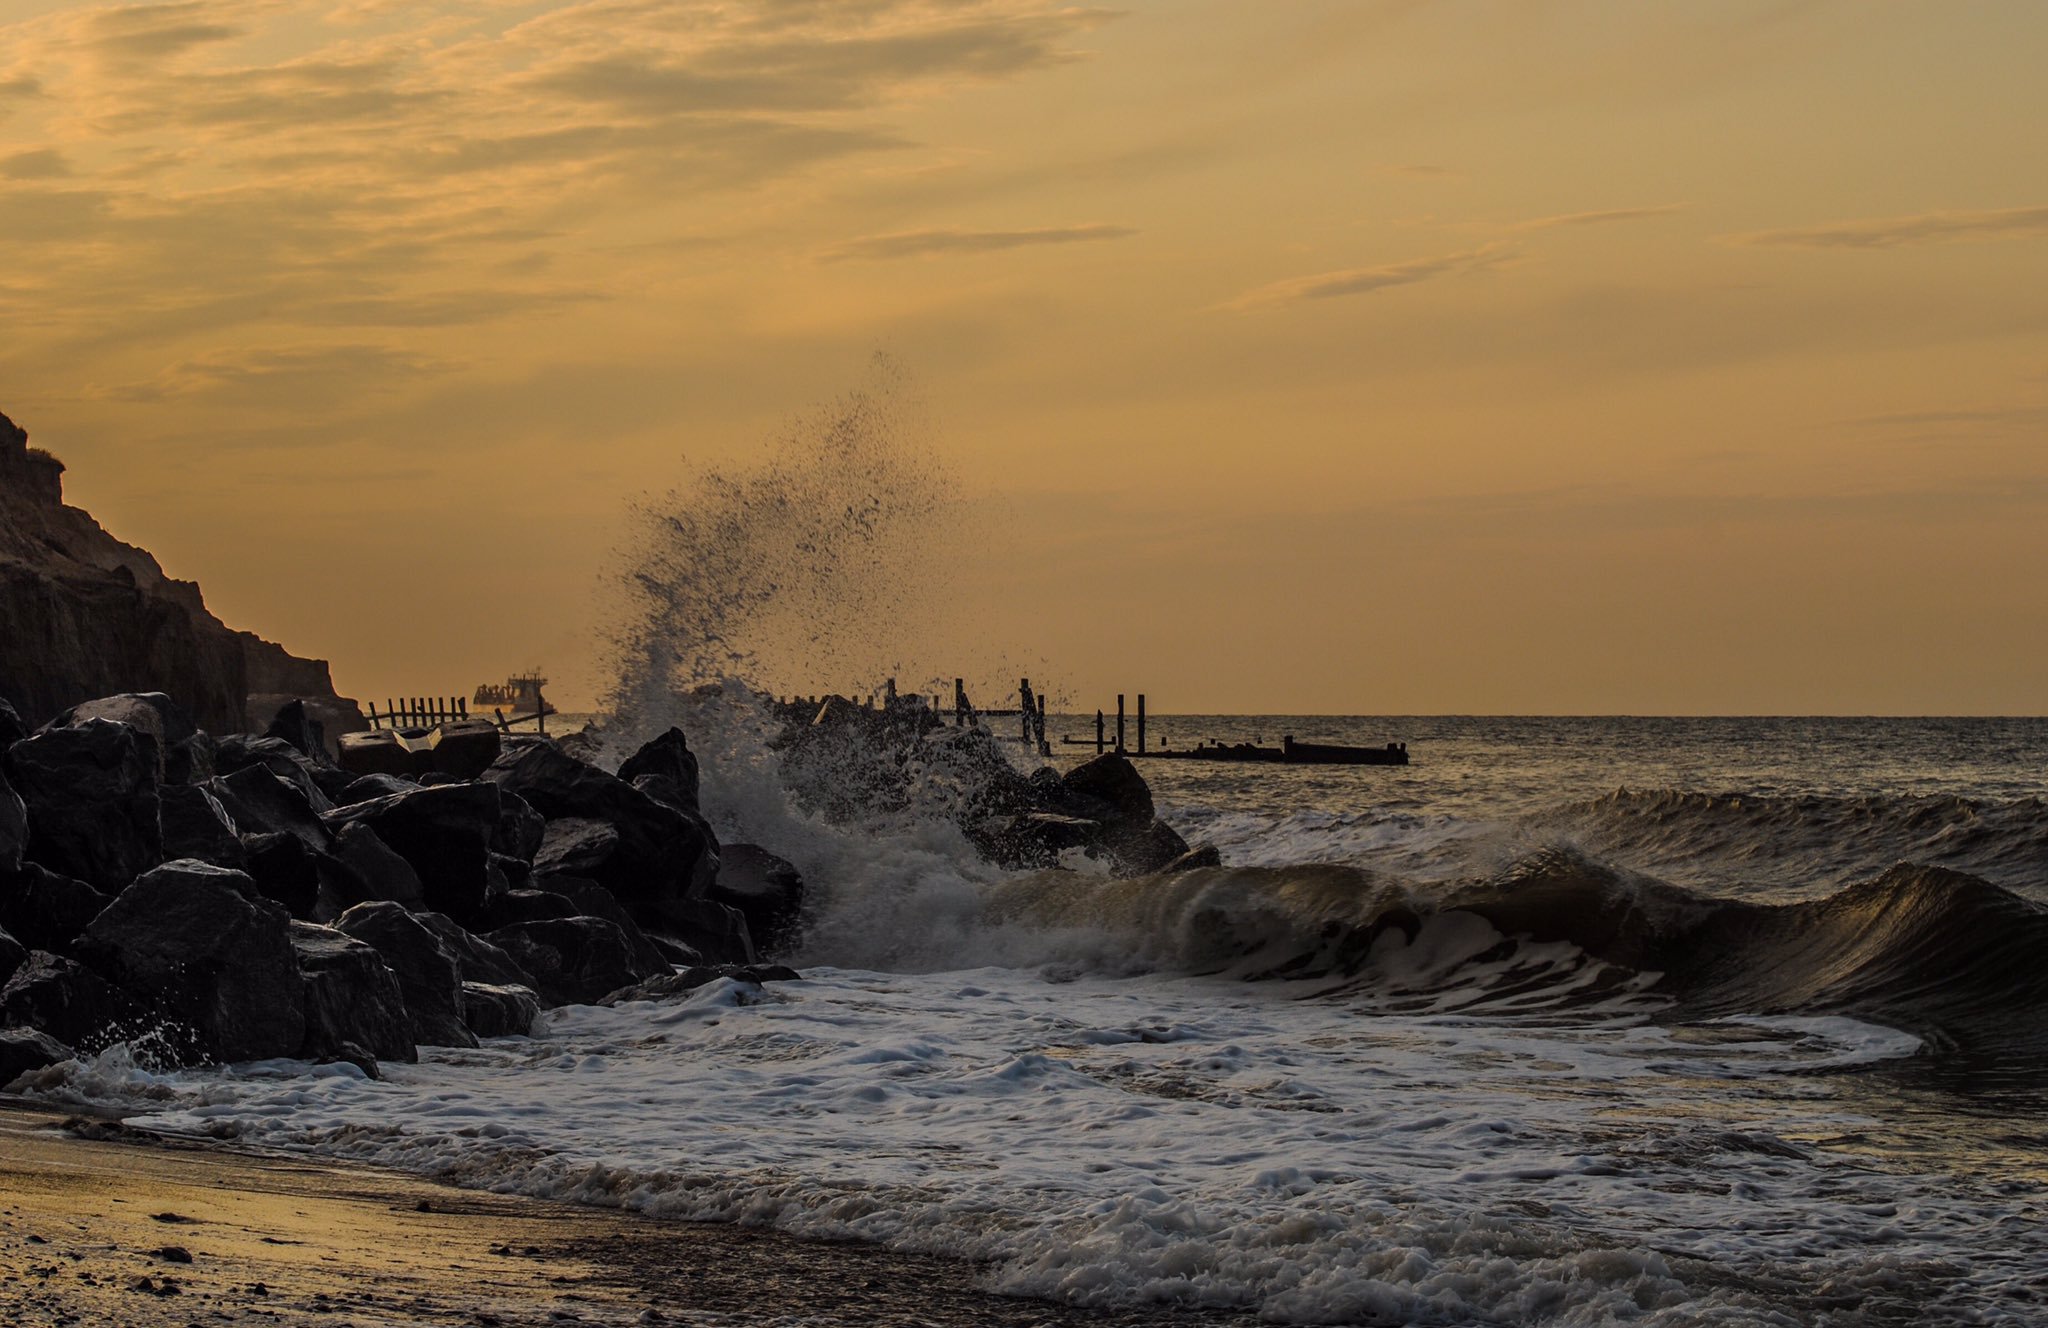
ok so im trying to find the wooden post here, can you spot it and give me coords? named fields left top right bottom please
left=954, top=678, right=966, bottom=728
left=1138, top=694, right=1146, bottom=754
left=1037, top=695, right=1049, bottom=756
left=1095, top=709, right=1105, bottom=755
left=886, top=677, right=897, bottom=709
left=1116, top=694, right=1126, bottom=753
left=1019, top=679, right=1031, bottom=746
left=458, top=697, right=468, bottom=719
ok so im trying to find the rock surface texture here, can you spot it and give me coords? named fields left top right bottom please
left=0, top=409, right=363, bottom=741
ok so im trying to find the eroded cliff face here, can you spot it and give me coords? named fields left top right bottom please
left=0, top=409, right=363, bottom=739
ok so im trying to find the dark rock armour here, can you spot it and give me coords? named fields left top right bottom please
left=290, top=921, right=417, bottom=1064
left=79, top=860, right=305, bottom=1063
left=334, top=901, right=477, bottom=1049
left=4, top=719, right=163, bottom=891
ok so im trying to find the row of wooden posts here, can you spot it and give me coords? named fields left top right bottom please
left=365, top=697, right=547, bottom=734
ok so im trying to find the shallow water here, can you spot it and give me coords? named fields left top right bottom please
left=29, top=713, right=2048, bottom=1325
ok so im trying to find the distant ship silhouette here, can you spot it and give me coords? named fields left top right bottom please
left=473, top=670, right=555, bottom=721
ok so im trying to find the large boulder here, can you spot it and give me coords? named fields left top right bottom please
left=264, top=699, right=329, bottom=762
left=209, top=764, right=331, bottom=855
left=414, top=912, right=538, bottom=989
left=1059, top=753, right=1154, bottom=833
left=240, top=832, right=322, bottom=918
left=460, top=981, right=540, bottom=1038
left=617, top=728, right=701, bottom=812
left=290, top=921, right=416, bottom=1064
left=321, top=821, right=427, bottom=913
left=0, top=951, right=149, bottom=1054
left=544, top=878, right=674, bottom=977
left=334, top=901, right=476, bottom=1048
left=0, top=924, right=22, bottom=986
left=214, top=735, right=334, bottom=813
left=3, top=719, right=162, bottom=891
left=45, top=692, right=197, bottom=763
left=1113, top=819, right=1194, bottom=877
left=531, top=817, right=618, bottom=878
left=337, top=730, right=413, bottom=778
left=425, top=720, right=501, bottom=781
left=0, top=697, right=24, bottom=747
left=0, top=760, right=23, bottom=875
left=78, top=860, right=304, bottom=1063
left=646, top=897, right=751, bottom=966
left=0, top=1026, right=71, bottom=1088
left=485, top=742, right=716, bottom=913
left=491, top=789, right=546, bottom=862
left=708, top=844, right=806, bottom=958
left=0, top=863, right=109, bottom=955
left=485, top=916, right=655, bottom=1008
left=321, top=782, right=501, bottom=923
left=159, top=783, right=245, bottom=869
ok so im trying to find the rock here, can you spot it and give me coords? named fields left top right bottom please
left=617, top=728, right=701, bottom=812
left=0, top=760, right=22, bottom=875
left=414, top=912, right=538, bottom=990
left=485, top=888, right=577, bottom=925
left=0, top=1026, right=71, bottom=1088
left=337, top=730, right=413, bottom=779
left=0, top=924, right=21, bottom=985
left=1059, top=753, right=1154, bottom=834
left=209, top=765, right=331, bottom=856
left=485, top=742, right=716, bottom=915
left=163, top=732, right=216, bottom=785
left=240, top=832, right=322, bottom=918
left=491, top=790, right=545, bottom=862
left=158, top=783, right=245, bottom=869
left=333, top=901, right=476, bottom=1048
left=322, top=822, right=426, bottom=913
left=602, top=963, right=802, bottom=1005
left=708, top=844, right=806, bottom=958
left=0, top=951, right=150, bottom=1055
left=321, top=782, right=502, bottom=924
left=1162, top=842, right=1223, bottom=872
left=459, top=981, right=540, bottom=1038
left=425, top=720, right=501, bottom=781
left=0, top=697, right=24, bottom=747
left=338, top=772, right=417, bottom=805
left=3, top=719, right=162, bottom=891
left=971, top=811, right=1098, bottom=868
left=78, top=860, right=304, bottom=1063
left=264, top=699, right=329, bottom=762
left=531, top=817, right=618, bottom=878
left=544, top=878, right=674, bottom=977
left=46, top=692, right=198, bottom=760
left=213, top=736, right=334, bottom=813
left=0, top=864, right=108, bottom=955
left=290, top=922, right=416, bottom=1064
left=485, top=916, right=655, bottom=1007
left=1112, top=819, right=1193, bottom=877
left=646, top=897, right=751, bottom=966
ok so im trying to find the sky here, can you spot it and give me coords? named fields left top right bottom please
left=2, top=0, right=2045, bottom=714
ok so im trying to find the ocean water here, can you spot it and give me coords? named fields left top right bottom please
left=28, top=712, right=2048, bottom=1326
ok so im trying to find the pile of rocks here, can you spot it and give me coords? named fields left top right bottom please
left=768, top=693, right=1219, bottom=876
left=0, top=691, right=803, bottom=1084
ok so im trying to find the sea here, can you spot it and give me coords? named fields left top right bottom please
left=27, top=710, right=2048, bottom=1326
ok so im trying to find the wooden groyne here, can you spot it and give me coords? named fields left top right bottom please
left=1059, top=694, right=1409, bottom=766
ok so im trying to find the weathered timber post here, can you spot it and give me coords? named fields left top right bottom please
left=458, top=697, right=468, bottom=718
left=1116, top=694, right=1126, bottom=753
left=1019, top=679, right=1033, bottom=746
left=886, top=677, right=897, bottom=709
left=1138, top=694, right=1146, bottom=754
left=1036, top=695, right=1049, bottom=756
left=955, top=678, right=967, bottom=728
left=1095, top=709, right=1105, bottom=755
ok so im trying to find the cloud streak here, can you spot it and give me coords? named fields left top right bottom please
left=824, top=223, right=1136, bottom=261
left=1508, top=205, right=1684, bottom=231
left=1222, top=245, right=1511, bottom=311
left=1729, top=205, right=2048, bottom=249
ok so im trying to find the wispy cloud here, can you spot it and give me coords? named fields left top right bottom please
left=825, top=223, right=1136, bottom=261
left=1728, top=205, right=2048, bottom=249
left=1222, top=245, right=1511, bottom=311
left=1508, top=204, right=1684, bottom=232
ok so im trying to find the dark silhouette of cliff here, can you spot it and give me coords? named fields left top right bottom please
left=0, top=409, right=363, bottom=739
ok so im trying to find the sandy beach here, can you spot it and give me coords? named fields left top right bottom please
left=0, top=1103, right=1247, bottom=1328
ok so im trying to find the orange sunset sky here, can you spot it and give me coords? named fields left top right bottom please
left=2, top=1, right=2045, bottom=714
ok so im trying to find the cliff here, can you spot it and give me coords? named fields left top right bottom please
left=0, top=409, right=363, bottom=740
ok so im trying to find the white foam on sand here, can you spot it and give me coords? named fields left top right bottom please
left=28, top=965, right=2045, bottom=1325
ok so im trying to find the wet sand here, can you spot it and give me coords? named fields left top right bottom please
left=0, top=1104, right=1249, bottom=1327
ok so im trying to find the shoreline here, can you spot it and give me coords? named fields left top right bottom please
left=0, top=1101, right=1251, bottom=1327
